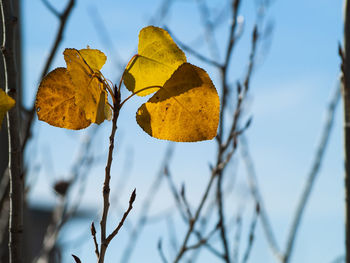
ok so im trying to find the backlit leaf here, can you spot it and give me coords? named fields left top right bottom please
left=136, top=63, right=220, bottom=142
left=35, top=68, right=91, bottom=130
left=123, top=26, right=187, bottom=96
left=0, top=89, right=15, bottom=127
left=64, top=48, right=111, bottom=124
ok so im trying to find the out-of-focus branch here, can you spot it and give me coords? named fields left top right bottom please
left=342, top=1, right=350, bottom=261
left=33, top=131, right=97, bottom=263
left=241, top=80, right=341, bottom=263
left=22, top=0, right=75, bottom=152
left=164, top=27, right=223, bottom=69
left=241, top=203, right=259, bottom=263
left=120, top=145, right=174, bottom=263
left=1, top=0, right=23, bottom=261
left=195, top=0, right=221, bottom=59
left=240, top=135, right=283, bottom=261
left=158, top=239, right=169, bottom=263
left=283, top=81, right=341, bottom=263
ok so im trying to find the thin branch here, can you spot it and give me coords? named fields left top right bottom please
left=283, top=81, right=341, bottom=263
left=91, top=222, right=99, bottom=259
left=158, top=239, right=169, bottom=263
left=164, top=26, right=223, bottom=69
left=106, top=189, right=136, bottom=243
left=21, top=0, right=75, bottom=152
left=241, top=203, right=259, bottom=263
left=41, top=0, right=59, bottom=17
left=233, top=213, right=243, bottom=263
left=1, top=0, right=23, bottom=261
left=98, top=86, right=122, bottom=263
left=240, top=135, right=283, bottom=261
left=172, top=172, right=217, bottom=263
left=121, top=145, right=174, bottom=263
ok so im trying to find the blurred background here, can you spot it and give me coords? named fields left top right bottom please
left=0, top=0, right=344, bottom=262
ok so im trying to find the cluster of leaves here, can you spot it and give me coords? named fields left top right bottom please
left=35, top=26, right=220, bottom=142
left=0, top=89, right=15, bottom=127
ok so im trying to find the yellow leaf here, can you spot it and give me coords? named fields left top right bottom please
left=35, top=67, right=91, bottom=130
left=136, top=63, right=220, bottom=142
left=79, top=48, right=107, bottom=71
left=0, top=88, right=15, bottom=127
left=123, top=26, right=187, bottom=96
left=64, top=48, right=111, bottom=124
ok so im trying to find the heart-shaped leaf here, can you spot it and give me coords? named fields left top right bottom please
left=35, top=67, right=91, bottom=130
left=123, top=26, right=187, bottom=96
left=64, top=48, right=111, bottom=124
left=136, top=63, right=220, bottom=142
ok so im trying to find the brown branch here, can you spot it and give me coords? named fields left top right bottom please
left=98, top=87, right=121, bottom=263
left=172, top=172, right=217, bottom=263
left=91, top=222, right=100, bottom=259
left=1, top=0, right=23, bottom=262
left=106, top=189, right=136, bottom=243
left=21, top=0, right=75, bottom=152
left=343, top=2, right=350, bottom=263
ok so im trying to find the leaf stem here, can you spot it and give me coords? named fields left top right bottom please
left=120, top=85, right=162, bottom=108
left=117, top=54, right=139, bottom=94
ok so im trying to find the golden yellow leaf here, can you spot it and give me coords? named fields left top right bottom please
left=123, top=26, right=187, bottom=96
left=64, top=48, right=111, bottom=124
left=79, top=48, right=107, bottom=71
left=35, top=68, right=91, bottom=130
left=136, top=63, right=220, bottom=142
left=0, top=88, right=15, bottom=127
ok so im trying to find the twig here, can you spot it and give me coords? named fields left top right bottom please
left=173, top=172, right=216, bottom=263
left=342, top=2, right=350, bottom=262
left=91, top=222, right=99, bottom=259
left=40, top=0, right=59, bottom=18
left=164, top=166, right=189, bottom=222
left=233, top=213, right=243, bottom=263
left=106, top=189, right=136, bottom=243
left=21, top=0, right=75, bottom=152
left=240, top=135, right=283, bottom=260
left=158, top=239, right=169, bottom=263
left=120, top=145, right=174, bottom=263
left=283, top=80, right=341, bottom=263
left=195, top=0, right=221, bottom=60
left=168, top=28, right=223, bottom=68
left=241, top=203, right=259, bottom=263
left=1, top=0, right=23, bottom=261
left=98, top=86, right=122, bottom=263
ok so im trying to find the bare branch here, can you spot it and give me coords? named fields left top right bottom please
left=106, top=189, right=136, bottom=243
left=120, top=145, right=174, bottom=263
left=1, top=0, right=23, bottom=261
left=241, top=203, right=259, bottom=263
left=91, top=222, right=99, bottom=259
left=240, top=135, right=283, bottom=260
left=22, top=0, right=75, bottom=152
left=283, top=81, right=341, bottom=263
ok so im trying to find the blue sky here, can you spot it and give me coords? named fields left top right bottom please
left=23, top=0, right=343, bottom=262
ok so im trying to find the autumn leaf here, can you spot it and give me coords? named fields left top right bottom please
left=0, top=89, right=15, bottom=127
left=35, top=48, right=112, bottom=130
left=123, top=26, right=187, bottom=96
left=35, top=68, right=91, bottom=130
left=136, top=63, right=220, bottom=142
left=64, top=48, right=111, bottom=124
